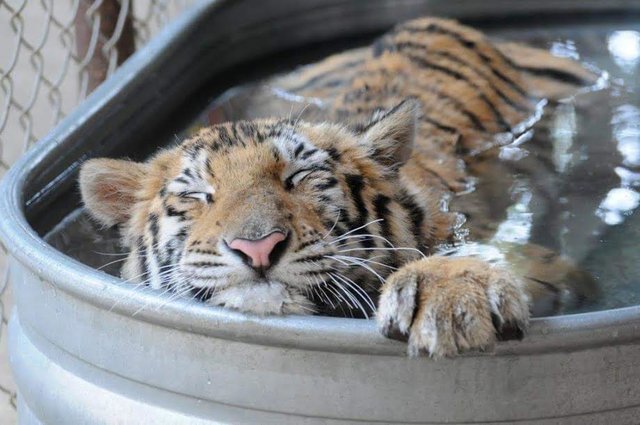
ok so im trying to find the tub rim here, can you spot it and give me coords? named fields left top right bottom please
left=2, top=0, right=640, bottom=357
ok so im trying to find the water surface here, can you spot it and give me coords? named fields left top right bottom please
left=47, top=21, right=640, bottom=314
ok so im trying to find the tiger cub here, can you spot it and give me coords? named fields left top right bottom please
left=79, top=18, right=599, bottom=357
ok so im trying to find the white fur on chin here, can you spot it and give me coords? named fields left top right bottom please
left=208, top=281, right=315, bottom=316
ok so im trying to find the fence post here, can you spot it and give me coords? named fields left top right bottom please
left=74, top=0, right=136, bottom=94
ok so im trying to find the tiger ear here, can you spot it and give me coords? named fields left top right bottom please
left=79, top=158, right=148, bottom=227
left=361, top=98, right=419, bottom=171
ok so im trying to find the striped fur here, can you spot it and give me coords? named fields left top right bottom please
left=80, top=17, right=599, bottom=355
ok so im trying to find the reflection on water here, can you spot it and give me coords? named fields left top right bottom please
left=550, top=103, right=577, bottom=173
left=613, top=104, right=640, bottom=167
left=491, top=180, right=533, bottom=245
left=485, top=24, right=640, bottom=311
left=550, top=39, right=580, bottom=60
left=597, top=188, right=640, bottom=225
left=47, top=22, right=640, bottom=314
left=608, top=31, right=640, bottom=70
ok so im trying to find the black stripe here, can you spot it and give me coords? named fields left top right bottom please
left=318, top=195, right=333, bottom=205
left=399, top=24, right=531, bottom=99
left=294, top=254, right=326, bottom=263
left=373, top=194, right=392, bottom=239
left=526, top=276, right=563, bottom=312
left=148, top=213, right=169, bottom=286
left=423, top=168, right=456, bottom=192
left=184, top=261, right=225, bottom=268
left=316, top=177, right=339, bottom=191
left=421, top=114, right=460, bottom=136
left=518, top=66, right=592, bottom=86
left=174, top=177, right=189, bottom=185
left=408, top=22, right=592, bottom=87
left=398, top=190, right=424, bottom=245
left=345, top=174, right=368, bottom=222
left=175, top=227, right=189, bottom=241
left=137, top=236, right=149, bottom=282
left=326, top=147, right=342, bottom=162
left=393, top=42, right=530, bottom=114
left=286, top=58, right=365, bottom=92
left=284, top=166, right=329, bottom=190
left=231, top=123, right=245, bottom=147
left=238, top=121, right=256, bottom=138
left=165, top=204, right=187, bottom=219
left=191, top=287, right=214, bottom=302
left=301, top=148, right=318, bottom=160
left=372, top=194, right=395, bottom=265
left=344, top=174, right=374, bottom=248
left=404, top=52, right=511, bottom=131
left=426, top=50, right=530, bottom=113
left=265, top=125, right=284, bottom=139
left=337, top=207, right=351, bottom=226
left=294, top=143, right=304, bottom=158
left=301, top=269, right=334, bottom=276
left=354, top=68, right=488, bottom=133
left=205, top=158, right=214, bottom=176
left=149, top=213, right=159, bottom=246
left=217, top=126, right=233, bottom=146
left=187, top=142, right=205, bottom=160
left=296, top=239, right=321, bottom=251
left=187, top=248, right=219, bottom=255
left=526, top=276, right=561, bottom=294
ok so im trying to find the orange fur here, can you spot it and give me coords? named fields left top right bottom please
left=79, top=17, right=599, bottom=356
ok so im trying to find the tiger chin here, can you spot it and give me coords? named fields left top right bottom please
left=79, top=17, right=599, bottom=358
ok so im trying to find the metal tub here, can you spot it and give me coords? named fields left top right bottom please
left=2, top=1, right=640, bottom=423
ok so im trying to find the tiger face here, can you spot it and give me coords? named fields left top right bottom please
left=80, top=100, right=447, bottom=316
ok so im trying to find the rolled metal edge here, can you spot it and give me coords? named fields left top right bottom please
left=1, top=0, right=640, bottom=358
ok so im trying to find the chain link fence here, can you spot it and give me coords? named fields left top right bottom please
left=0, top=0, right=194, bottom=419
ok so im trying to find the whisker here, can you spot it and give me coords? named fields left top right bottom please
left=330, top=271, right=376, bottom=314
left=333, top=218, right=383, bottom=239
left=322, top=209, right=342, bottom=239
left=293, top=102, right=313, bottom=128
left=132, top=277, right=191, bottom=316
left=316, top=275, right=337, bottom=309
left=109, top=266, right=179, bottom=312
left=338, top=246, right=426, bottom=259
left=323, top=279, right=352, bottom=310
left=330, top=254, right=397, bottom=271
left=92, top=250, right=130, bottom=257
left=96, top=256, right=132, bottom=271
left=327, top=274, right=366, bottom=317
left=331, top=232, right=394, bottom=247
left=154, top=286, right=196, bottom=311
left=326, top=275, right=357, bottom=310
left=327, top=255, right=386, bottom=284
left=322, top=276, right=353, bottom=317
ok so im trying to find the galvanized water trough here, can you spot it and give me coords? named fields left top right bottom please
left=2, top=1, right=640, bottom=424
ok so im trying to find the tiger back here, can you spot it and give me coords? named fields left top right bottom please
left=223, top=17, right=601, bottom=315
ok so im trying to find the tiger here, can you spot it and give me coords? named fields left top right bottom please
left=79, top=17, right=600, bottom=357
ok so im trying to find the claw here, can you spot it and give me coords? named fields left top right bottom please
left=377, top=257, right=530, bottom=357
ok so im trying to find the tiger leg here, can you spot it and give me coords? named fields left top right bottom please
left=495, top=41, right=600, bottom=101
left=434, top=241, right=600, bottom=317
left=502, top=242, right=600, bottom=316
left=376, top=256, right=529, bottom=357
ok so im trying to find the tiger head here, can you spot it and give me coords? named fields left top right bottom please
left=80, top=100, right=451, bottom=316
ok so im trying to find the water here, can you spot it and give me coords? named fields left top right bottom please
left=47, top=21, right=640, bottom=314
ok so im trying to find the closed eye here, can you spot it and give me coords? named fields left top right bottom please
left=179, top=191, right=213, bottom=203
left=284, top=166, right=330, bottom=190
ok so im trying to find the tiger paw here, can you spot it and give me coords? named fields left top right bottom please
left=376, top=257, right=530, bottom=357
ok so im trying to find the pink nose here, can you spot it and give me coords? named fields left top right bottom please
left=228, top=231, right=287, bottom=269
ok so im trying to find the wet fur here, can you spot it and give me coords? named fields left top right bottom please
left=80, top=17, right=599, bottom=357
